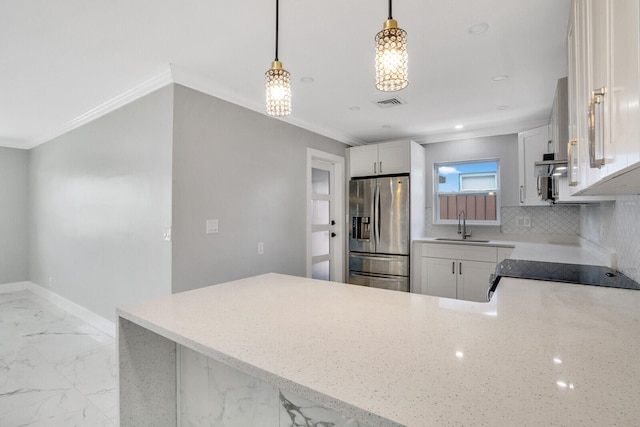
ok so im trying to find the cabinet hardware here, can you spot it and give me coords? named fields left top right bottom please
left=519, top=185, right=524, bottom=204
left=568, top=138, right=578, bottom=186
left=459, top=262, right=462, bottom=275
left=588, top=87, right=606, bottom=168
left=373, top=162, right=377, bottom=174
left=452, top=262, right=455, bottom=274
left=379, top=161, right=383, bottom=173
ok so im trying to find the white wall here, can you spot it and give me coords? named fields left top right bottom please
left=171, top=85, right=347, bottom=293
left=0, top=147, right=28, bottom=283
left=28, top=86, right=174, bottom=321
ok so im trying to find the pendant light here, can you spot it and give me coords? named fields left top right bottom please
left=265, top=0, right=291, bottom=116
left=375, top=0, right=408, bottom=91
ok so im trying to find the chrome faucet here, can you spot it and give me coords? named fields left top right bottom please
left=457, top=210, right=472, bottom=240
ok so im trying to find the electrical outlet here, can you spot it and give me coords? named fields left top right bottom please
left=517, top=216, right=524, bottom=227
left=524, top=217, right=531, bottom=227
left=258, top=242, right=264, bottom=255
left=206, top=219, right=219, bottom=234
left=48, top=277, right=53, bottom=288
left=163, top=227, right=171, bottom=241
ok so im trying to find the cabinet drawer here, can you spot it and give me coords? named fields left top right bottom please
left=422, top=243, right=497, bottom=262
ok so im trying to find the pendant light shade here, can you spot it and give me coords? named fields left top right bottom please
left=375, top=0, right=408, bottom=91
left=265, top=0, right=291, bottom=116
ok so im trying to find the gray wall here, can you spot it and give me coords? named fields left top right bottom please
left=423, top=134, right=520, bottom=208
left=28, top=86, right=174, bottom=321
left=0, top=147, right=29, bottom=283
left=171, top=84, right=347, bottom=293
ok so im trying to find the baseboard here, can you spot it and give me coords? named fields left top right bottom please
left=0, top=281, right=30, bottom=293
left=18, top=282, right=116, bottom=337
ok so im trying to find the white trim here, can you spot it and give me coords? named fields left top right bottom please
left=19, top=63, right=365, bottom=150
left=0, top=281, right=30, bottom=293
left=26, top=66, right=174, bottom=149
left=306, top=148, right=345, bottom=283
left=171, top=64, right=365, bottom=147
left=1, top=281, right=116, bottom=337
left=0, top=139, right=30, bottom=150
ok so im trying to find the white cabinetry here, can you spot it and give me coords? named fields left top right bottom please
left=567, top=0, right=640, bottom=195
left=349, top=140, right=411, bottom=177
left=518, top=126, right=550, bottom=206
left=413, top=243, right=513, bottom=302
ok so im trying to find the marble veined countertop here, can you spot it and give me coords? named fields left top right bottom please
left=118, top=272, right=640, bottom=426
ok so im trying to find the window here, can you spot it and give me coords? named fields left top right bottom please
left=434, top=159, right=500, bottom=225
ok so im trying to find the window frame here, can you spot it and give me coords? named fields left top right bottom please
left=433, top=158, right=501, bottom=226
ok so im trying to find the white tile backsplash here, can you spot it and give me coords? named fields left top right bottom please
left=501, top=205, right=580, bottom=234
left=424, top=205, right=580, bottom=235
left=580, top=196, right=640, bottom=284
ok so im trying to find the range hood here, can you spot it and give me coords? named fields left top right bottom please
left=536, top=77, right=568, bottom=177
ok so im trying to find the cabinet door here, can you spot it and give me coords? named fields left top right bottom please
left=377, top=141, right=410, bottom=175
left=421, top=257, right=457, bottom=299
left=349, top=145, right=378, bottom=177
left=585, top=0, right=610, bottom=181
left=458, top=261, right=495, bottom=303
left=608, top=0, right=639, bottom=173
left=518, top=126, right=549, bottom=206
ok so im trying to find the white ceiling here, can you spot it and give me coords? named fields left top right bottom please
left=0, top=0, right=571, bottom=149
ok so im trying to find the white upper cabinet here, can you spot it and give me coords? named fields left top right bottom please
left=349, top=145, right=379, bottom=177
left=518, top=126, right=550, bottom=206
left=349, top=140, right=411, bottom=177
left=568, top=0, right=640, bottom=195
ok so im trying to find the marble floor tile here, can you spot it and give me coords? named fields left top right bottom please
left=0, top=290, right=118, bottom=426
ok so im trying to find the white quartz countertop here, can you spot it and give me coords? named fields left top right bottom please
left=118, top=273, right=640, bottom=426
left=414, top=236, right=613, bottom=266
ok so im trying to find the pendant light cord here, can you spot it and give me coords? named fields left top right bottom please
left=274, top=0, right=279, bottom=61
left=388, top=0, right=393, bottom=19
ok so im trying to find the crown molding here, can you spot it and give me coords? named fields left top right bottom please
left=26, top=67, right=174, bottom=149
left=0, top=138, right=30, bottom=150
left=170, top=64, right=365, bottom=147
left=414, top=119, right=550, bottom=145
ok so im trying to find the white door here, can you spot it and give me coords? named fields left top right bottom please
left=307, top=149, right=345, bottom=282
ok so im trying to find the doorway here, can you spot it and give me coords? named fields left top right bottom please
left=306, top=149, right=345, bottom=282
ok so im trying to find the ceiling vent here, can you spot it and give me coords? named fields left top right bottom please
left=374, top=97, right=406, bottom=108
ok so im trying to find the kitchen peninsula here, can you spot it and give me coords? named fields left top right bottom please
left=118, top=273, right=640, bottom=426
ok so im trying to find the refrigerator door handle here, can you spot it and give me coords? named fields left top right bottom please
left=370, top=183, right=377, bottom=248
left=374, top=184, right=381, bottom=247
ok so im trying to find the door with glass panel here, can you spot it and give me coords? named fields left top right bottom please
left=310, top=158, right=342, bottom=281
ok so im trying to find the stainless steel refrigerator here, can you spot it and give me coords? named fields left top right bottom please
left=348, top=175, right=410, bottom=291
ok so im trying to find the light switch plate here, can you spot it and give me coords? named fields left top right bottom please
left=258, top=242, right=264, bottom=255
left=524, top=217, right=531, bottom=227
left=206, top=219, right=219, bottom=234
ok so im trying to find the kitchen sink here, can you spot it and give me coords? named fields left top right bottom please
left=434, top=238, right=491, bottom=243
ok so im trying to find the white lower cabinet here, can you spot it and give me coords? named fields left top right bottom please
left=413, top=243, right=513, bottom=302
left=421, top=257, right=458, bottom=299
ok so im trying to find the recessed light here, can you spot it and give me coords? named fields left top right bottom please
left=381, top=124, right=392, bottom=129
left=348, top=106, right=361, bottom=111
left=455, top=124, right=464, bottom=130
left=300, top=76, right=315, bottom=83
left=468, top=23, right=489, bottom=35
left=497, top=105, right=510, bottom=110
left=492, top=74, right=509, bottom=82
